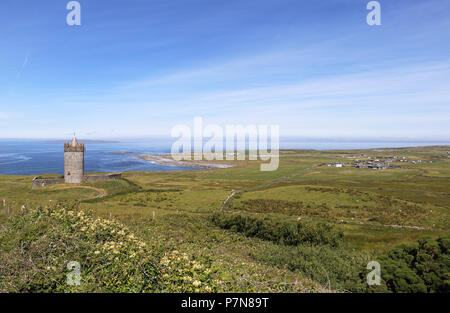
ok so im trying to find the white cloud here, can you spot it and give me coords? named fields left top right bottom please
left=36, top=57, right=450, bottom=139
left=114, top=59, right=450, bottom=114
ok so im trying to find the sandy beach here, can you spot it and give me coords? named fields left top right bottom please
left=136, top=154, right=233, bottom=169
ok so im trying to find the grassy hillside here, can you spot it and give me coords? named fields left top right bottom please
left=0, top=146, right=449, bottom=292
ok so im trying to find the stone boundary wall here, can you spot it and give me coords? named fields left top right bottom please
left=32, top=178, right=65, bottom=188
left=32, top=173, right=122, bottom=188
left=82, top=173, right=122, bottom=183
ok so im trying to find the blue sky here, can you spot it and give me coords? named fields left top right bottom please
left=0, top=0, right=449, bottom=139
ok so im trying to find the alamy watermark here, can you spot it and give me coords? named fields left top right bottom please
left=66, top=1, right=81, bottom=26
left=171, top=117, right=279, bottom=171
left=366, top=261, right=381, bottom=286
left=65, top=2, right=380, bottom=27
left=367, top=1, right=381, bottom=26
left=66, top=261, right=81, bottom=286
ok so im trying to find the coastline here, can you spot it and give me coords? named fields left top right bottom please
left=136, top=154, right=233, bottom=169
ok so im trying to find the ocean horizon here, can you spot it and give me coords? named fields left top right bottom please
left=0, top=138, right=449, bottom=175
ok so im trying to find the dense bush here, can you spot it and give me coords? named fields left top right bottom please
left=211, top=213, right=343, bottom=247
left=258, top=235, right=450, bottom=293
left=257, top=244, right=371, bottom=292
left=378, top=236, right=449, bottom=293
left=0, top=207, right=221, bottom=292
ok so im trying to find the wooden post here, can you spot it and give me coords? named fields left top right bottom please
left=6, top=201, right=10, bottom=216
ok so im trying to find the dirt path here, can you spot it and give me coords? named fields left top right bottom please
left=51, top=185, right=107, bottom=200
left=220, top=163, right=322, bottom=211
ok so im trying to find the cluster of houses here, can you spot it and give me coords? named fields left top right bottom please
left=354, top=160, right=396, bottom=169
left=326, top=152, right=440, bottom=170
left=327, top=160, right=395, bottom=169
left=392, top=156, right=430, bottom=164
left=328, top=155, right=398, bottom=170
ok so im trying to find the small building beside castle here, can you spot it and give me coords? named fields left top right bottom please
left=32, top=135, right=121, bottom=188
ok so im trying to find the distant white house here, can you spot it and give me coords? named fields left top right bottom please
left=328, top=163, right=343, bottom=167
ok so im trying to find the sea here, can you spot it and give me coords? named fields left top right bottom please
left=0, top=139, right=184, bottom=175
left=0, top=138, right=448, bottom=175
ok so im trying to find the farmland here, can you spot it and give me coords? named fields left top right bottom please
left=1, top=146, right=449, bottom=292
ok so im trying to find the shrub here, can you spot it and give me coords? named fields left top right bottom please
left=257, top=243, right=371, bottom=292
left=211, top=213, right=343, bottom=247
left=378, top=236, right=450, bottom=293
left=0, top=207, right=221, bottom=292
left=257, top=235, right=450, bottom=293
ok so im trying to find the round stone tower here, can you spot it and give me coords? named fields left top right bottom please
left=64, top=135, right=85, bottom=184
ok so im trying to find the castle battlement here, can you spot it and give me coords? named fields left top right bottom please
left=64, top=142, right=85, bottom=152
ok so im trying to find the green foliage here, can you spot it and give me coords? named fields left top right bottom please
left=379, top=236, right=450, bottom=293
left=0, top=147, right=449, bottom=293
left=136, top=213, right=323, bottom=292
left=258, top=235, right=450, bottom=293
left=257, top=244, right=371, bottom=292
left=0, top=207, right=221, bottom=293
left=233, top=185, right=432, bottom=227
left=211, top=213, right=343, bottom=247
left=82, top=179, right=141, bottom=203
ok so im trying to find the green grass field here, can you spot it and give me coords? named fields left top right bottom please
left=1, top=146, right=449, bottom=292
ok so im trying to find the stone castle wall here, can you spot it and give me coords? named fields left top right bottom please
left=32, top=177, right=65, bottom=188
left=32, top=173, right=122, bottom=188
left=64, top=151, right=84, bottom=183
left=82, top=173, right=122, bottom=182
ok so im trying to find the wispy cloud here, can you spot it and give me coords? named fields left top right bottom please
left=15, top=52, right=30, bottom=80
left=41, top=56, right=450, bottom=139
left=103, top=57, right=450, bottom=113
